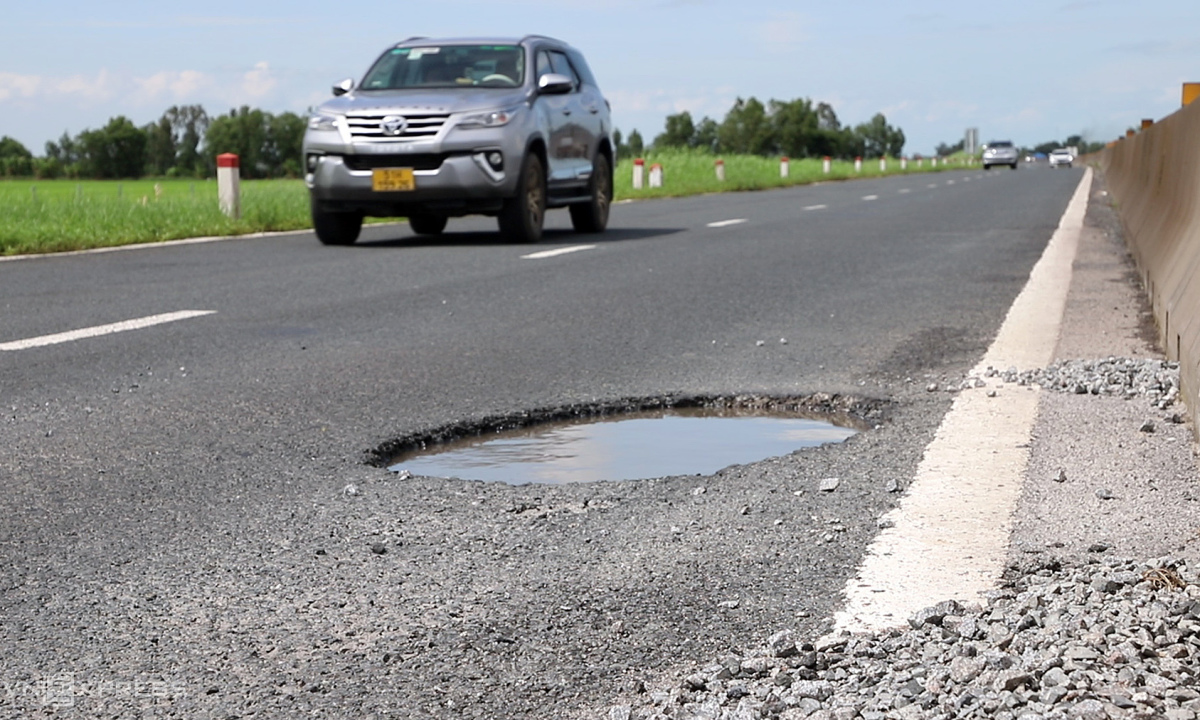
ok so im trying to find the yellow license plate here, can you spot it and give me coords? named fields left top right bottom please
left=372, top=168, right=415, bottom=192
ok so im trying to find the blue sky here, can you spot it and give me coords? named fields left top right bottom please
left=2, top=0, right=1197, bottom=157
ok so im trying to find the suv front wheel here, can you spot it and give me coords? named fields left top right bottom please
left=498, top=153, right=546, bottom=243
left=569, top=153, right=612, bottom=233
left=313, top=207, right=363, bottom=245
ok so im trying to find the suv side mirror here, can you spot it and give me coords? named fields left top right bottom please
left=537, top=73, right=573, bottom=95
left=333, top=78, right=355, bottom=97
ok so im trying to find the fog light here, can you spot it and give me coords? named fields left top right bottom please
left=306, top=154, right=321, bottom=172
left=486, top=152, right=503, bottom=171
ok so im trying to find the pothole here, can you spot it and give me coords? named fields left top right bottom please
left=374, top=394, right=885, bottom=485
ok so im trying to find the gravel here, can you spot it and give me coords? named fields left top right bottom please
left=604, top=557, right=1200, bottom=720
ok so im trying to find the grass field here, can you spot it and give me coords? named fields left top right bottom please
left=0, top=153, right=965, bottom=256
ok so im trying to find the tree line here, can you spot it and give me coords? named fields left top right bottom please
left=0, top=105, right=306, bottom=180
left=617, top=96, right=907, bottom=160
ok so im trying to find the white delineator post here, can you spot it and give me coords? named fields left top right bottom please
left=649, top=163, right=663, bottom=188
left=217, top=153, right=241, bottom=218
left=901, top=156, right=908, bottom=171
left=633, top=158, right=645, bottom=189
left=715, top=158, right=726, bottom=181
left=854, top=157, right=863, bottom=173
left=780, top=156, right=789, bottom=178
left=823, top=156, right=831, bottom=174
left=879, top=157, right=887, bottom=173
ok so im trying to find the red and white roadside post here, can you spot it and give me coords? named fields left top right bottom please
left=901, top=156, right=908, bottom=171
left=854, top=157, right=863, bottom=173
left=879, top=157, right=887, bottom=173
left=715, top=158, right=726, bottom=181
left=633, top=158, right=645, bottom=189
left=823, top=156, right=831, bottom=174
left=649, top=163, right=663, bottom=188
left=217, top=153, right=241, bottom=219
left=780, top=156, right=789, bottom=178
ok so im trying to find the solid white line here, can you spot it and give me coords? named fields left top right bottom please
left=0, top=310, right=217, bottom=351
left=832, top=168, right=1094, bottom=635
left=803, top=204, right=828, bottom=211
left=706, top=218, right=748, bottom=228
left=520, top=245, right=596, bottom=260
left=862, top=195, right=878, bottom=201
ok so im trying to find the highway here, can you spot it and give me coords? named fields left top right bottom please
left=0, top=166, right=1085, bottom=717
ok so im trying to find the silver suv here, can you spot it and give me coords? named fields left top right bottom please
left=303, top=36, right=614, bottom=245
left=981, top=140, right=1019, bottom=170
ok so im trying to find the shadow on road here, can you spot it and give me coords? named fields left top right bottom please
left=352, top=225, right=686, bottom=249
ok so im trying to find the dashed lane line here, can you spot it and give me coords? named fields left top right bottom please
left=0, top=311, right=217, bottom=351
left=520, top=245, right=597, bottom=260
left=706, top=219, right=748, bottom=228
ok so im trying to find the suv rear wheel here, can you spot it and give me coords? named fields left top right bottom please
left=498, top=153, right=545, bottom=243
left=408, top=213, right=448, bottom=236
left=313, top=207, right=363, bottom=245
left=569, top=154, right=612, bottom=234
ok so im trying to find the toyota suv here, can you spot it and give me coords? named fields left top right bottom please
left=303, top=36, right=614, bottom=245
left=981, top=140, right=1019, bottom=170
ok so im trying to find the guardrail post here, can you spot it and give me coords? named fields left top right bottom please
left=715, top=159, right=725, bottom=182
left=649, top=163, right=663, bottom=188
left=217, top=153, right=241, bottom=218
left=633, top=158, right=645, bottom=190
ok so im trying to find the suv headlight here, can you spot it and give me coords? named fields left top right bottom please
left=308, top=114, right=341, bottom=132
left=458, top=107, right=520, bottom=129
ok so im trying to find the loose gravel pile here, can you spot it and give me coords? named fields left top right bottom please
left=607, top=557, right=1200, bottom=720
left=962, top=358, right=1180, bottom=410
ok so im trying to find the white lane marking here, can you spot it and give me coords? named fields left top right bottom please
left=803, top=204, right=828, bottom=211
left=927, top=183, right=938, bottom=189
left=706, top=218, right=748, bottom=228
left=832, top=168, right=1094, bottom=635
left=946, top=180, right=956, bottom=185
left=898, top=188, right=911, bottom=194
left=862, top=195, right=879, bottom=201
left=963, top=177, right=972, bottom=182
left=520, top=245, right=596, bottom=260
left=0, top=310, right=217, bottom=351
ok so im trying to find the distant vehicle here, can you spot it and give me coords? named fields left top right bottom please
left=303, top=35, right=614, bottom=245
left=982, top=141, right=1019, bottom=170
left=1048, top=148, right=1074, bottom=168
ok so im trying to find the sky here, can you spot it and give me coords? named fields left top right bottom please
left=2, top=0, right=1198, bottom=158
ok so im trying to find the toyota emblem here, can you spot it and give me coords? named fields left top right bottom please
left=380, top=115, right=408, bottom=137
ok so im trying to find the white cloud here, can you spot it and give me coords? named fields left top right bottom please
left=134, top=70, right=214, bottom=102
left=0, top=72, right=42, bottom=101
left=239, top=61, right=277, bottom=100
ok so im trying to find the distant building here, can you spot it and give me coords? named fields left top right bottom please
left=965, top=128, right=979, bottom=155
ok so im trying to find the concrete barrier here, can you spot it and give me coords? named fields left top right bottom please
left=1101, top=95, right=1200, bottom=432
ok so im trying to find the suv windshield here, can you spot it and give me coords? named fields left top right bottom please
left=361, top=45, right=525, bottom=89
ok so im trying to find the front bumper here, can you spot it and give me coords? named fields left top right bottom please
left=303, top=124, right=525, bottom=217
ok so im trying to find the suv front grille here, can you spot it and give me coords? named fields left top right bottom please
left=345, top=111, right=450, bottom=141
left=342, top=154, right=447, bottom=172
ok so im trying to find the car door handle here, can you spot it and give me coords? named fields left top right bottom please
left=586, top=106, right=599, bottom=114
left=562, top=109, right=572, bottom=116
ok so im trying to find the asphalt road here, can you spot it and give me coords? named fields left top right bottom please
left=0, top=165, right=1086, bottom=718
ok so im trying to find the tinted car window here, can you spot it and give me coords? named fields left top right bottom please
left=362, top=45, right=524, bottom=89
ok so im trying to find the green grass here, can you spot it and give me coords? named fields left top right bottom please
left=1, top=153, right=968, bottom=255
left=0, top=178, right=311, bottom=256
left=614, top=149, right=959, bottom=199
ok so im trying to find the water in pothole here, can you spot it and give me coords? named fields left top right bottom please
left=388, top=408, right=858, bottom=484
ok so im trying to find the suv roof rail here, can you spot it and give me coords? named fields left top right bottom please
left=400, top=36, right=429, bottom=43
left=521, top=34, right=566, bottom=45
